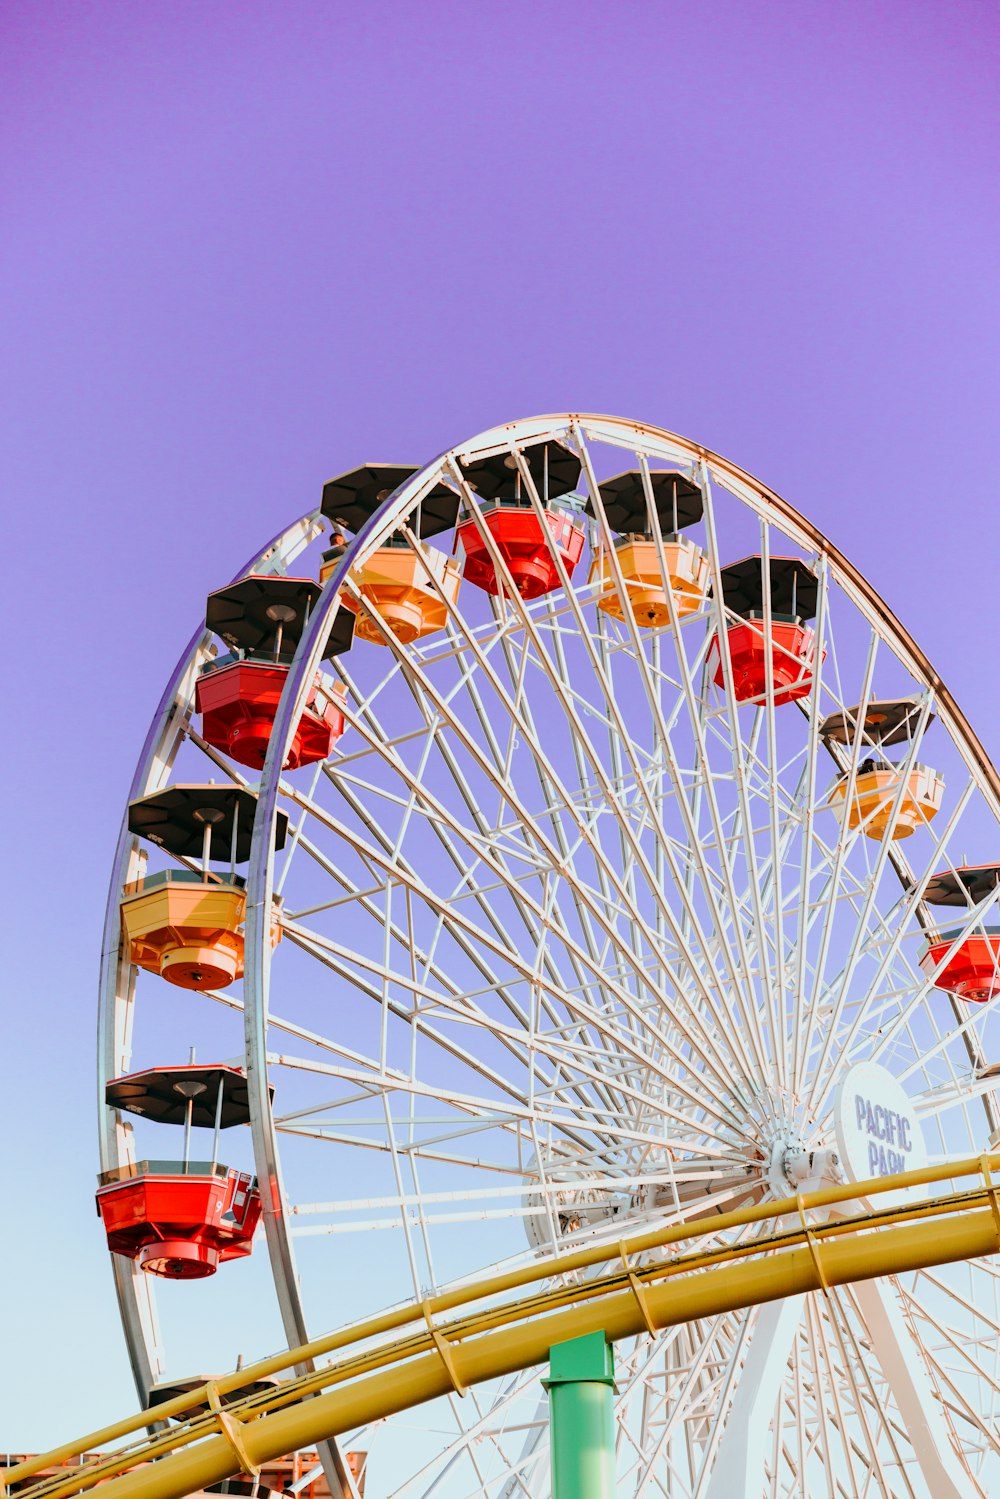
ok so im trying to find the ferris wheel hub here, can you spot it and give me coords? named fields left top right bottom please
left=778, top=1147, right=842, bottom=1195
left=761, top=1124, right=841, bottom=1199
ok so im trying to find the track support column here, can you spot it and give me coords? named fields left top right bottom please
left=544, top=1332, right=616, bottom=1499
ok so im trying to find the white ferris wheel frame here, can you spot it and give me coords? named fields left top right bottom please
left=99, top=414, right=1000, bottom=1499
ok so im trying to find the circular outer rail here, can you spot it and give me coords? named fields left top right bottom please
left=95, top=514, right=358, bottom=1497
left=101, top=413, right=1000, bottom=1499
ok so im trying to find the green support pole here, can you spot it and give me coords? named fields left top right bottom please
left=544, top=1331, right=616, bottom=1499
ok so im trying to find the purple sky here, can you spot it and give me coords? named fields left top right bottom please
left=3, top=0, right=999, bottom=1449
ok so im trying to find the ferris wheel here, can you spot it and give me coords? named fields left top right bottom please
left=98, top=414, right=1000, bottom=1499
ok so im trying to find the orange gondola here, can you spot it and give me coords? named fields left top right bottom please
left=121, top=786, right=286, bottom=990
left=588, top=469, right=709, bottom=628
left=331, top=534, right=462, bottom=644
left=822, top=700, right=944, bottom=841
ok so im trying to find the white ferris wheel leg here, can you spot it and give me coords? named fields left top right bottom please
left=702, top=1295, right=805, bottom=1499
left=704, top=1295, right=803, bottom=1493
left=851, top=1278, right=970, bottom=1497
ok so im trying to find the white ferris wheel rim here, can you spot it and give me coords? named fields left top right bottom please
left=100, top=414, right=1000, bottom=1499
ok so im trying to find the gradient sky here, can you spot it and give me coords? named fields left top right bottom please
left=2, top=0, right=999, bottom=1452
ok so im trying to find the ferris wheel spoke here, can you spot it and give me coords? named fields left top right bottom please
left=277, top=1121, right=740, bottom=1223
left=546, top=610, right=649, bottom=996
left=394, top=1370, right=545, bottom=1499
left=582, top=615, right=672, bottom=990
left=804, top=699, right=938, bottom=1112
left=793, top=626, right=882, bottom=1093
left=784, top=560, right=831, bottom=1085
left=318, top=757, right=589, bottom=1062
left=269, top=1039, right=722, bottom=1165
left=627, top=1315, right=743, bottom=1499
left=589, top=613, right=768, bottom=1093
left=283, top=915, right=739, bottom=1150
left=437, top=604, right=664, bottom=1072
left=829, top=1287, right=928, bottom=1497
left=800, top=1300, right=855, bottom=1499
left=274, top=931, right=599, bottom=1148
left=779, top=1339, right=809, bottom=1499
left=895, top=1278, right=1000, bottom=1465
left=384, top=616, right=605, bottom=999
left=808, top=1296, right=904, bottom=1499
left=286, top=1165, right=733, bottom=1240
left=910, top=1263, right=1000, bottom=1349
left=843, top=1279, right=980, bottom=1497
left=802, top=1298, right=869, bottom=1499
left=327, top=666, right=733, bottom=1090
left=700, top=1293, right=804, bottom=1499
left=697, top=466, right=790, bottom=1088
left=671, top=1304, right=762, bottom=1498
left=467, top=626, right=749, bottom=1097
left=895, top=987, right=1000, bottom=1092
left=592, top=448, right=772, bottom=1076
left=276, top=775, right=635, bottom=1125
left=470, top=438, right=765, bottom=1088
left=283, top=785, right=741, bottom=1135
left=895, top=1273, right=1000, bottom=1404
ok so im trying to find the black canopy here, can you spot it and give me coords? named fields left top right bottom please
left=715, top=555, right=818, bottom=620
left=586, top=469, right=703, bottom=534
left=820, top=698, right=931, bottom=748
left=205, top=575, right=353, bottom=659
left=458, top=439, right=581, bottom=502
left=205, top=575, right=353, bottom=661
left=106, top=1065, right=270, bottom=1128
left=923, top=865, right=1000, bottom=907
left=321, top=463, right=458, bottom=538
left=128, top=785, right=288, bottom=862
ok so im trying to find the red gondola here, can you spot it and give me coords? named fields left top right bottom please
left=920, top=930, right=1000, bottom=1003
left=709, top=617, right=817, bottom=705
left=96, top=1161, right=261, bottom=1279
left=196, top=659, right=346, bottom=770
left=919, top=864, right=1000, bottom=1002
left=456, top=439, right=585, bottom=600
left=198, top=575, right=353, bottom=771
left=708, top=556, right=819, bottom=706
left=98, top=1064, right=264, bottom=1279
left=457, top=504, right=585, bottom=600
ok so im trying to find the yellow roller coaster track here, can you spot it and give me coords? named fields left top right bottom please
left=6, top=1154, right=1000, bottom=1499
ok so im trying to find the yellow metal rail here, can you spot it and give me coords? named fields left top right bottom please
left=7, top=1154, right=1000, bottom=1499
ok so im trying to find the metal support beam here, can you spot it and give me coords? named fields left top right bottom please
left=544, top=1333, right=616, bottom=1499
left=852, top=1278, right=970, bottom=1496
left=703, top=1296, right=805, bottom=1499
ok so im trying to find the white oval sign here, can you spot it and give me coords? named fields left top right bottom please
left=834, top=1061, right=927, bottom=1211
